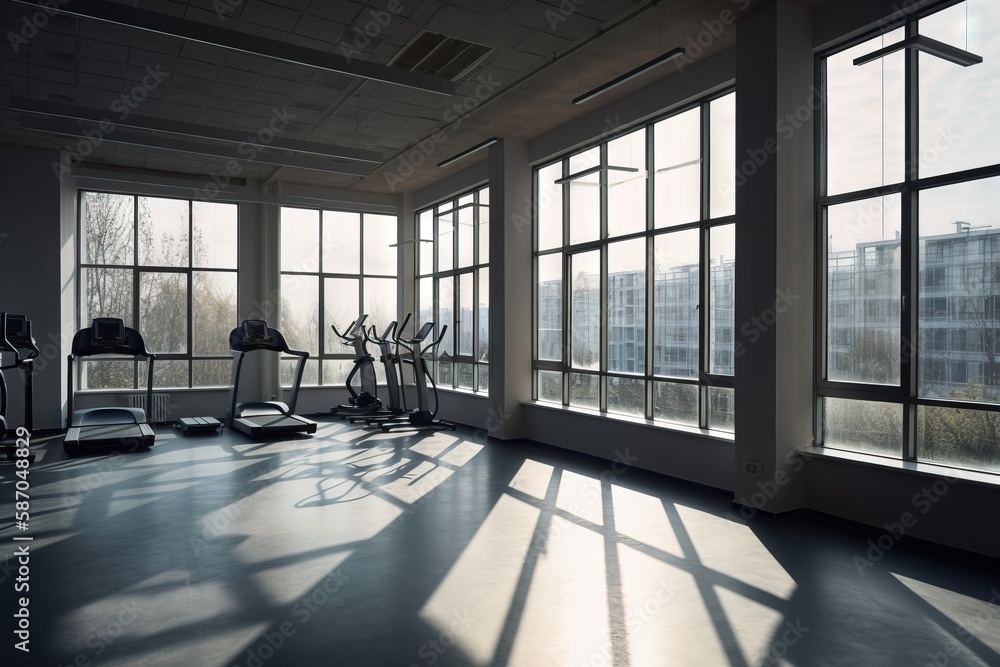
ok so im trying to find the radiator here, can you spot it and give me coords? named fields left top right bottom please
left=118, top=393, right=171, bottom=423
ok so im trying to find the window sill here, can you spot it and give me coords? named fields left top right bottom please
left=437, top=387, right=490, bottom=398
left=521, top=400, right=735, bottom=443
left=75, top=386, right=229, bottom=394
left=798, top=446, right=1000, bottom=489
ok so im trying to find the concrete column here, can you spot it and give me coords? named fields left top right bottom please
left=489, top=139, right=533, bottom=439
left=733, top=0, right=815, bottom=514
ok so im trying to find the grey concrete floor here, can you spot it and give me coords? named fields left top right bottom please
left=1, top=418, right=998, bottom=666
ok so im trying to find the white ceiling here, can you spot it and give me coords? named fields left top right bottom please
left=0, top=0, right=829, bottom=194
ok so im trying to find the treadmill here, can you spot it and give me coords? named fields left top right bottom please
left=0, top=314, right=39, bottom=463
left=227, top=320, right=317, bottom=438
left=64, top=318, right=156, bottom=457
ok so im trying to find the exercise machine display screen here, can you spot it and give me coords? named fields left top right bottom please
left=93, top=318, right=126, bottom=342
left=5, top=314, right=27, bottom=337
left=243, top=320, right=271, bottom=341
left=413, top=322, right=434, bottom=342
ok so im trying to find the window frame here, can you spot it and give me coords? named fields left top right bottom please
left=278, top=206, right=399, bottom=387
left=531, top=90, right=736, bottom=431
left=815, top=0, right=1000, bottom=467
left=415, top=185, right=490, bottom=395
left=76, top=189, right=240, bottom=390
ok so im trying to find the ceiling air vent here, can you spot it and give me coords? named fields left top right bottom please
left=390, top=31, right=491, bottom=81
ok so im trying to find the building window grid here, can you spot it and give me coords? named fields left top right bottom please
left=279, top=207, right=398, bottom=387
left=817, top=1, right=1000, bottom=470
left=416, top=186, right=490, bottom=394
left=533, top=92, right=736, bottom=430
left=77, top=191, right=239, bottom=390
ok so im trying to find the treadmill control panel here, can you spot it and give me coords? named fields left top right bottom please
left=92, top=318, right=126, bottom=344
left=243, top=320, right=273, bottom=344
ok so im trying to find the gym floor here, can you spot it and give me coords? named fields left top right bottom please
left=2, top=419, right=999, bottom=666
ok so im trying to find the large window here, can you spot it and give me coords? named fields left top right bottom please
left=78, top=191, right=238, bottom=389
left=279, top=207, right=398, bottom=387
left=416, top=186, right=490, bottom=393
left=533, top=92, right=736, bottom=431
left=819, top=0, right=1000, bottom=473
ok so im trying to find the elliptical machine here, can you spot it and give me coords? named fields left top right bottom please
left=371, top=320, right=455, bottom=432
left=330, top=315, right=382, bottom=416
left=345, top=313, right=411, bottom=424
left=0, top=313, right=38, bottom=463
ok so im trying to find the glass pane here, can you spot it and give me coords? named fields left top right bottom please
left=363, top=214, right=397, bottom=276
left=478, top=186, right=489, bottom=206
left=280, top=274, right=319, bottom=355
left=607, top=127, right=647, bottom=237
left=82, top=192, right=134, bottom=265
left=364, top=277, right=397, bottom=337
left=457, top=363, right=474, bottom=390
left=823, top=397, right=902, bottom=457
left=918, top=405, right=1000, bottom=473
left=569, top=171, right=600, bottom=245
left=918, top=177, right=1000, bottom=403
left=458, top=193, right=474, bottom=207
left=139, top=197, right=189, bottom=267
left=153, top=360, right=189, bottom=389
left=459, top=272, right=474, bottom=356
left=437, top=276, right=454, bottom=363
left=538, top=370, right=562, bottom=403
left=193, top=359, right=231, bottom=388
left=710, top=93, right=736, bottom=218
left=826, top=30, right=904, bottom=195
left=607, top=238, right=646, bottom=374
left=710, top=225, right=736, bottom=375
left=571, top=251, right=600, bottom=370
left=477, top=364, right=489, bottom=393
left=322, top=359, right=355, bottom=387
left=653, top=381, right=698, bottom=426
left=569, top=147, right=599, bottom=173
left=437, top=211, right=454, bottom=272
left=826, top=195, right=901, bottom=385
left=537, top=254, right=562, bottom=362
left=193, top=271, right=237, bottom=356
left=607, top=376, right=644, bottom=417
left=324, top=277, right=359, bottom=354
left=653, top=230, right=700, bottom=378
left=436, top=356, right=454, bottom=388
left=81, top=267, right=133, bottom=328
left=569, top=372, right=599, bottom=409
left=82, top=360, right=134, bottom=390
left=654, top=108, right=701, bottom=228
left=323, top=210, right=361, bottom=274
left=140, top=272, right=187, bottom=354
left=418, top=277, right=434, bottom=334
left=478, top=201, right=489, bottom=264
left=919, top=2, right=1000, bottom=178
left=538, top=162, right=563, bottom=251
left=282, top=359, right=318, bottom=387
left=281, top=207, right=319, bottom=272
left=709, top=386, right=735, bottom=433
left=418, top=209, right=434, bottom=275
left=478, top=268, right=489, bottom=363
left=458, top=206, right=475, bottom=268
left=192, top=201, right=238, bottom=269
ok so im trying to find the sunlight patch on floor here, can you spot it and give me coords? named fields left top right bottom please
left=507, top=515, right=612, bottom=667
left=251, top=550, right=354, bottom=607
left=147, top=458, right=259, bottom=482
left=507, top=459, right=554, bottom=500
left=892, top=573, right=1000, bottom=656
left=439, top=440, right=483, bottom=467
left=555, top=469, right=603, bottom=526
left=611, top=484, right=685, bottom=558
left=376, top=460, right=454, bottom=505
left=420, top=493, right=541, bottom=666
left=675, top=504, right=796, bottom=599
left=715, top=585, right=786, bottom=664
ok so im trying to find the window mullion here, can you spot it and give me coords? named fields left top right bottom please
left=902, top=19, right=920, bottom=460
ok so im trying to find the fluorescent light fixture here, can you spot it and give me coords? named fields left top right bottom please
left=573, top=47, right=686, bottom=105
left=437, top=137, right=499, bottom=168
left=854, top=35, right=982, bottom=67
left=656, top=158, right=703, bottom=173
